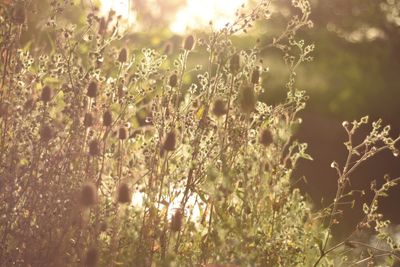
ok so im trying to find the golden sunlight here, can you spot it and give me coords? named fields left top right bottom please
left=99, top=0, right=135, bottom=24
left=170, top=0, right=246, bottom=33
left=99, top=0, right=246, bottom=33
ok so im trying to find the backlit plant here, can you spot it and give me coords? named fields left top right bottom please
left=0, top=0, right=399, bottom=266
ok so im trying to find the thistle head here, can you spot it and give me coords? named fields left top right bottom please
left=80, top=183, right=98, bottom=207
left=102, top=110, right=112, bottom=127
left=84, top=112, right=94, bottom=127
left=41, top=86, right=53, bottom=103
left=170, top=209, right=183, bottom=232
left=118, top=48, right=128, bottom=63
left=163, top=130, right=177, bottom=151
left=89, top=139, right=101, bottom=156
left=183, top=35, right=195, bottom=51
left=84, top=247, right=98, bottom=267
left=239, top=84, right=256, bottom=114
left=87, top=81, right=98, bottom=98
left=117, top=183, right=131, bottom=204
left=212, top=98, right=227, bottom=117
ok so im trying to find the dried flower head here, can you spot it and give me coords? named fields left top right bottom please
left=251, top=67, right=260, bottom=84
left=103, top=110, right=112, bottom=127
left=85, top=247, right=98, bottom=267
left=230, top=54, right=241, bottom=74
left=163, top=42, right=172, bottom=55
left=170, top=209, right=183, bottom=232
left=89, top=139, right=101, bottom=156
left=163, top=130, right=177, bottom=151
left=239, top=84, right=256, bottom=114
left=212, top=98, right=227, bottom=117
left=117, top=183, right=131, bottom=204
left=118, top=48, right=128, bottom=63
left=183, top=35, right=195, bottom=51
left=40, top=124, right=53, bottom=142
left=169, top=73, right=178, bottom=87
left=80, top=183, right=98, bottom=207
left=118, top=126, right=128, bottom=140
left=87, top=81, right=98, bottom=98
left=84, top=112, right=94, bottom=127
left=13, top=4, right=26, bottom=24
left=259, top=128, right=273, bottom=146
left=41, top=86, right=53, bottom=103
left=0, top=102, right=9, bottom=118
left=24, top=98, right=35, bottom=111
left=98, top=17, right=106, bottom=35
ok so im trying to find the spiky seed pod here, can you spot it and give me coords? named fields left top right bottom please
left=98, top=18, right=106, bottom=35
left=0, top=103, right=8, bottom=118
left=170, top=209, right=183, bottom=232
left=24, top=98, right=35, bottom=111
left=251, top=67, right=260, bottom=84
left=183, top=35, right=195, bottom=51
left=88, top=139, right=101, bottom=156
left=84, top=113, right=94, bottom=127
left=102, top=110, right=112, bottom=127
left=118, top=126, right=128, bottom=140
left=13, top=5, right=26, bottom=24
left=40, top=124, right=53, bottom=142
left=212, top=98, right=227, bottom=117
left=80, top=183, right=97, bottom=207
left=41, top=86, right=53, bottom=103
left=239, top=85, right=256, bottom=114
left=87, top=81, right=98, bottom=98
left=118, top=48, right=128, bottom=63
left=85, top=247, right=98, bottom=267
left=259, top=128, right=273, bottom=146
left=244, top=205, right=251, bottom=214
left=230, top=54, right=241, bottom=73
left=169, top=73, right=178, bottom=87
left=163, top=131, right=176, bottom=151
left=117, top=183, right=131, bottom=204
left=163, top=42, right=172, bottom=55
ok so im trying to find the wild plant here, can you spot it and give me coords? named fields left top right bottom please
left=0, top=0, right=399, bottom=266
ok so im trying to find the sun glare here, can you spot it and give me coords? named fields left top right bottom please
left=99, top=0, right=135, bottom=25
left=99, top=0, right=246, bottom=33
left=170, top=0, right=246, bottom=33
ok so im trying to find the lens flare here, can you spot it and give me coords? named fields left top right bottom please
left=170, top=0, right=244, bottom=33
left=99, top=0, right=246, bottom=33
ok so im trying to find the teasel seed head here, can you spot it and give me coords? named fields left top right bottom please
left=163, top=130, right=176, bottom=151
left=239, top=84, right=256, bottom=114
left=98, top=17, right=106, bottom=35
left=84, top=247, right=98, bottom=267
left=118, top=126, right=128, bottom=140
left=87, top=81, right=98, bottom=98
left=118, top=48, right=128, bottom=63
left=117, top=183, right=131, bottom=204
left=13, top=4, right=26, bottom=24
left=80, top=183, right=98, bottom=207
left=0, top=102, right=9, bottom=118
left=84, top=112, right=94, bottom=127
left=40, top=124, right=53, bottom=142
left=259, top=128, right=273, bottom=146
left=163, top=42, right=172, bottom=55
left=212, top=98, right=227, bottom=117
left=169, top=73, right=178, bottom=87
left=251, top=67, right=261, bottom=84
left=230, top=54, right=241, bottom=74
left=102, top=110, right=112, bottom=127
left=41, top=86, right=53, bottom=103
left=170, top=209, right=183, bottom=232
left=88, top=139, right=101, bottom=156
left=183, top=35, right=195, bottom=51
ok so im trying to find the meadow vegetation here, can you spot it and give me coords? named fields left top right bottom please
left=0, top=0, right=399, bottom=266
